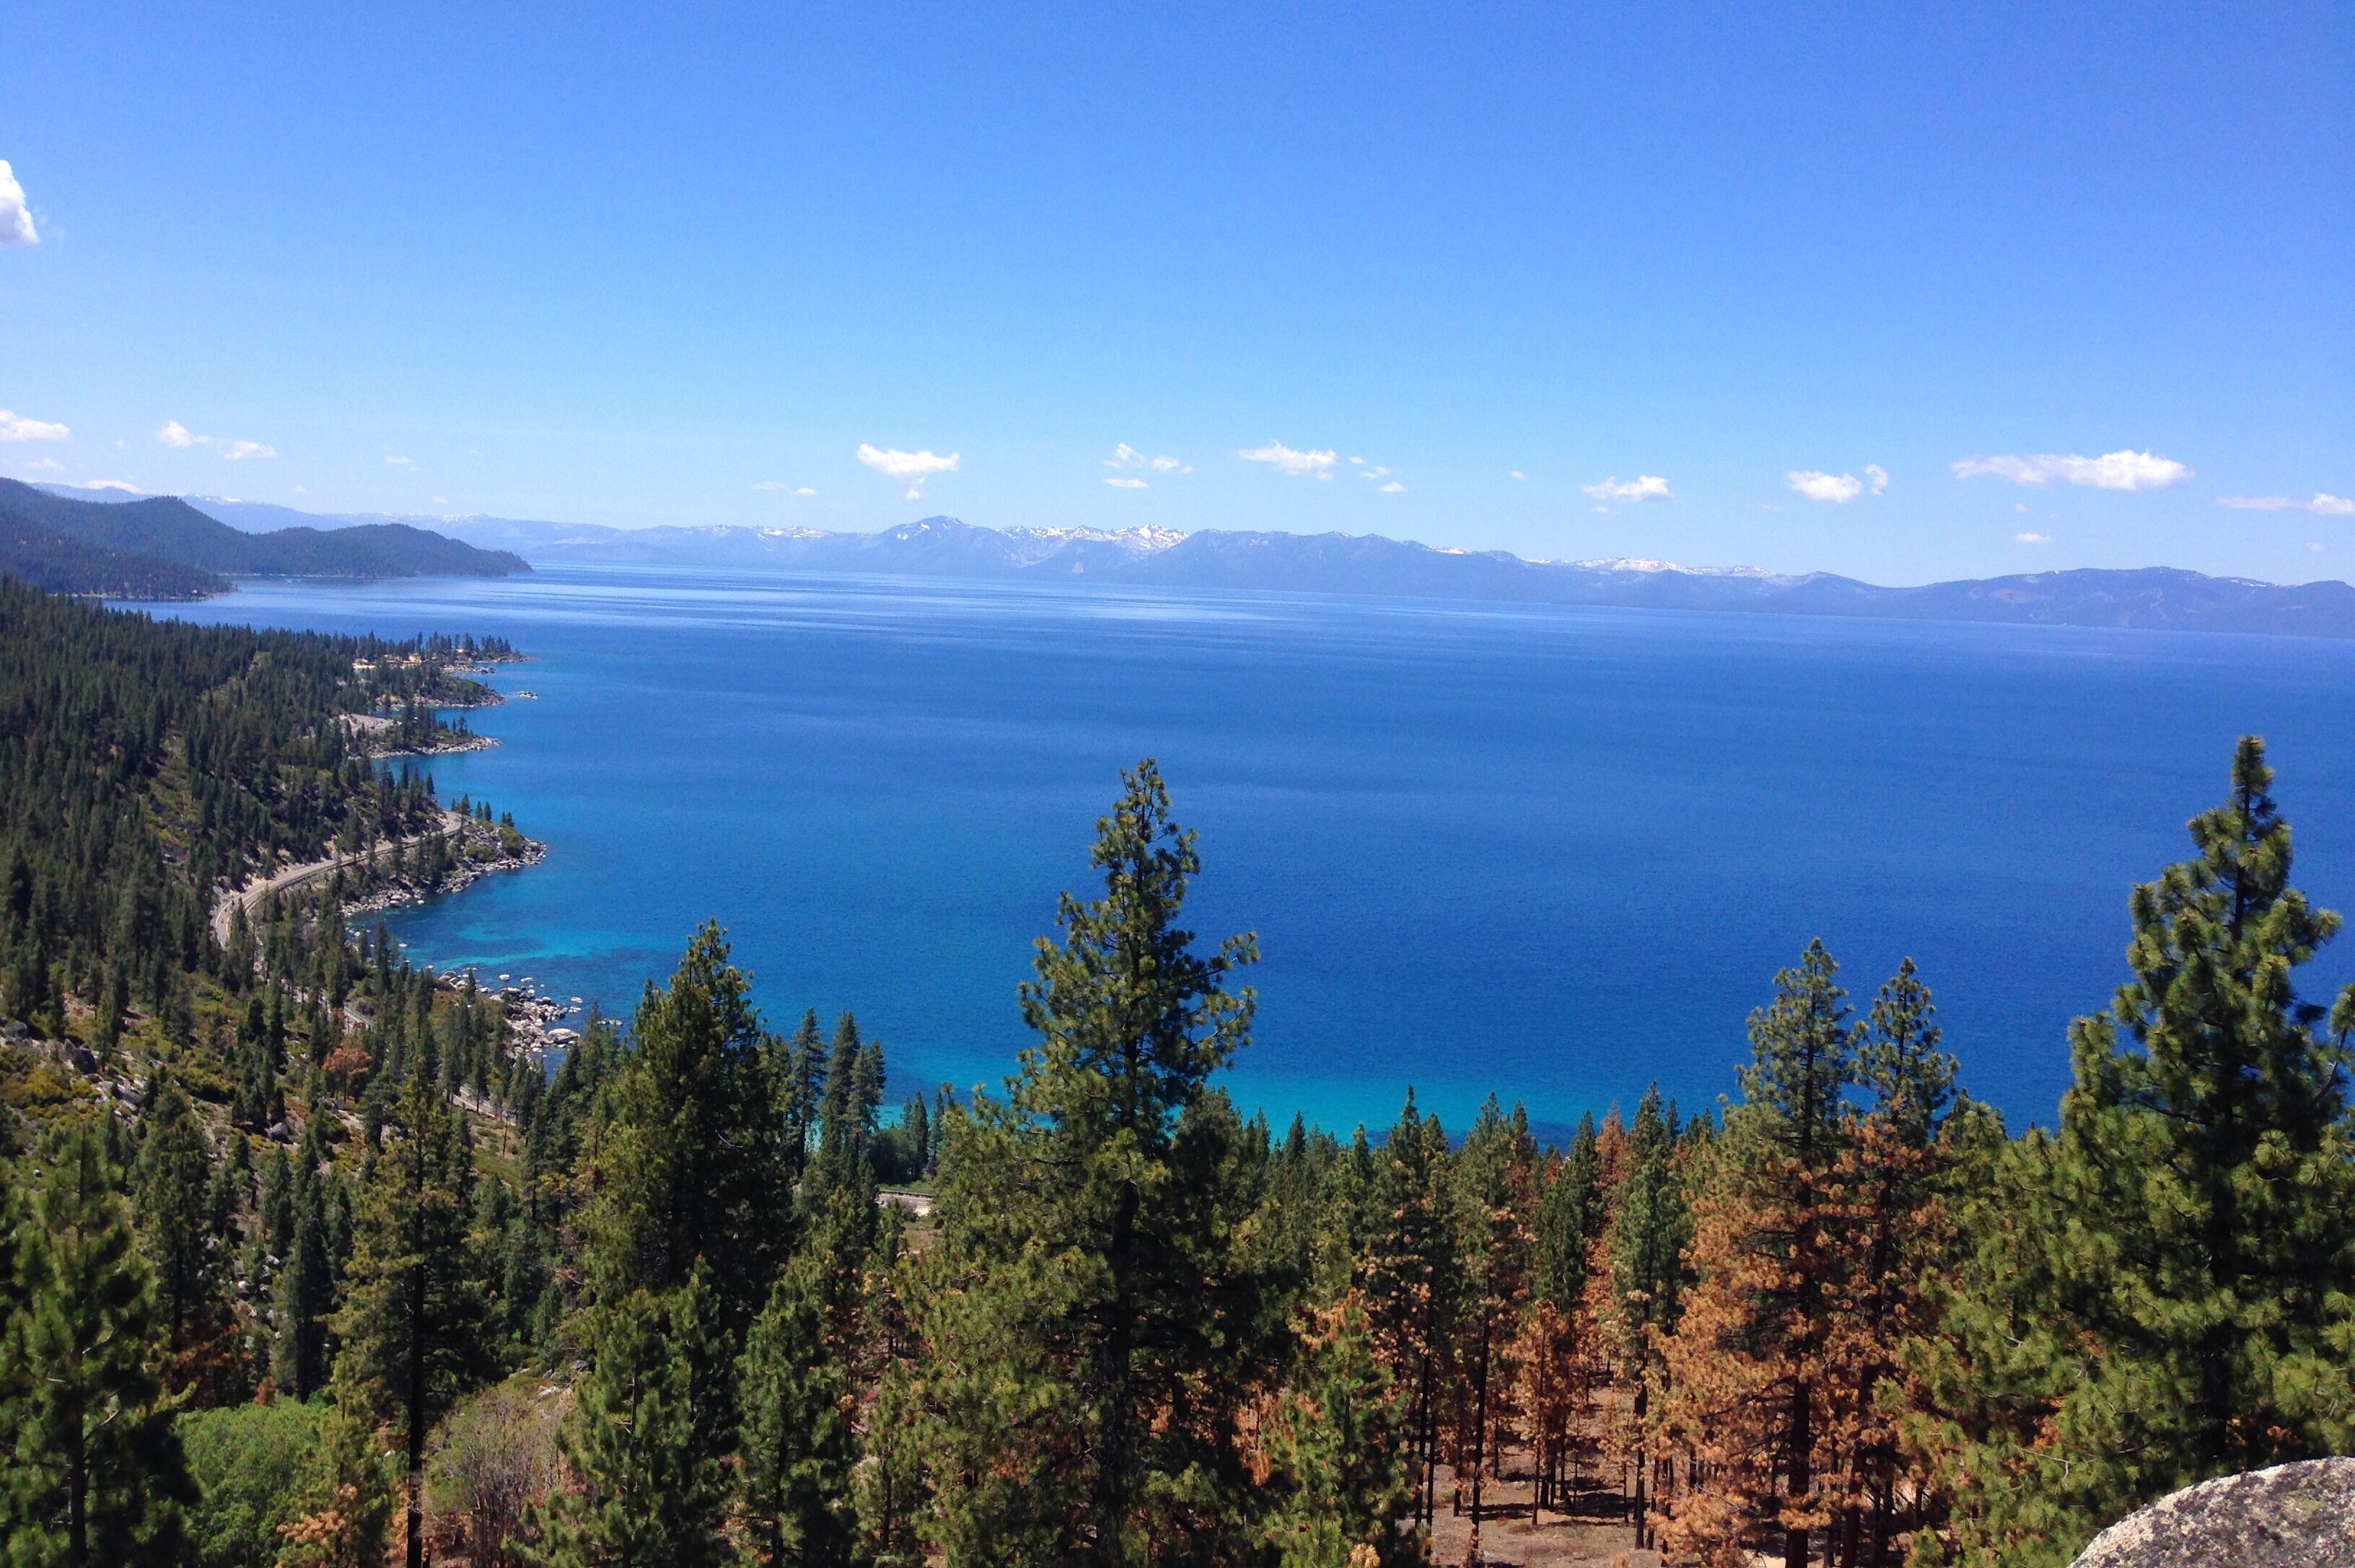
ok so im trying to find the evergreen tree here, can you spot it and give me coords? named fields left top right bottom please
left=333, top=1041, right=494, bottom=1568
left=1258, top=1297, right=1416, bottom=1568
left=584, top=922, right=792, bottom=1353
left=808, top=1011, right=878, bottom=1204
left=0, top=1116, right=193, bottom=1566
left=532, top=1278, right=730, bottom=1568
left=1830, top=958, right=1971, bottom=1567
left=274, top=1403, right=396, bottom=1568
left=1592, top=1088, right=1688, bottom=1549
left=1361, top=1092, right=1457, bottom=1530
left=1448, top=1096, right=1535, bottom=1557
left=911, top=760, right=1282, bottom=1567
left=1532, top=1111, right=1602, bottom=1313
left=735, top=1251, right=856, bottom=1568
left=1916, top=738, right=2355, bottom=1566
left=779, top=1008, right=825, bottom=1173
left=260, top=1144, right=296, bottom=1261
left=1661, top=945, right=1855, bottom=1568
left=135, top=1076, right=237, bottom=1398
left=273, top=1156, right=336, bottom=1401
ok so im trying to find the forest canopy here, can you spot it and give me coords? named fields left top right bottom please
left=4, top=580, right=2354, bottom=1568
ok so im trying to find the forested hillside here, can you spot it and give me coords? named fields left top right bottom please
left=5, top=581, right=2355, bottom=1567
left=0, top=480, right=529, bottom=597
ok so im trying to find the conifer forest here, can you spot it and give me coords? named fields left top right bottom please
left=9, top=579, right=2355, bottom=1568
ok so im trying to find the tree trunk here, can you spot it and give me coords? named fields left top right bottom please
left=1785, top=1375, right=1812, bottom=1568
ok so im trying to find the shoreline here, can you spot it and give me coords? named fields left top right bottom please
left=211, top=809, right=547, bottom=946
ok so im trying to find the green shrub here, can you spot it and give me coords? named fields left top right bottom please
left=177, top=1399, right=321, bottom=1568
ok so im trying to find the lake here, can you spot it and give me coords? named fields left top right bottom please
left=154, top=565, right=2355, bottom=1137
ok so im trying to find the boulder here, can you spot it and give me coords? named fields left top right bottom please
left=2071, top=1458, right=2355, bottom=1567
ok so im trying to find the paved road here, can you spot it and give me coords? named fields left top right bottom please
left=211, top=810, right=468, bottom=947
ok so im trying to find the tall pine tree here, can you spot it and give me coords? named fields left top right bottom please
left=1916, top=738, right=2355, bottom=1566
left=735, top=1249, right=856, bottom=1568
left=532, top=1276, right=732, bottom=1568
left=333, top=1040, right=493, bottom=1568
left=911, top=759, right=1284, bottom=1567
left=1, top=1116, right=193, bottom=1567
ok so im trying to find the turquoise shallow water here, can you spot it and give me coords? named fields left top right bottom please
left=154, top=566, right=2355, bottom=1136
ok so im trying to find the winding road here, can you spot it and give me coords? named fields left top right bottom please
left=210, top=810, right=469, bottom=947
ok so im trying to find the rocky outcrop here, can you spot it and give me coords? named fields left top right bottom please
left=2071, top=1458, right=2355, bottom=1567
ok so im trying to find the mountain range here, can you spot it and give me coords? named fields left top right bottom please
left=30, top=484, right=2355, bottom=639
left=1, top=480, right=528, bottom=597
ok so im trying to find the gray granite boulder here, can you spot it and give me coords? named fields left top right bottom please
left=2071, top=1458, right=2355, bottom=1567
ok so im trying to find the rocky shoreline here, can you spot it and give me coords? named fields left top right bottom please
left=339, top=824, right=548, bottom=921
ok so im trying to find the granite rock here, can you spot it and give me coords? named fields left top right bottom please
left=2071, top=1458, right=2355, bottom=1567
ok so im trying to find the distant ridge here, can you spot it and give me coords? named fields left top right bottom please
left=3, top=479, right=529, bottom=596
left=107, top=491, right=2355, bottom=639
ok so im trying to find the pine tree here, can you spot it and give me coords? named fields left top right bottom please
left=333, top=1040, right=494, bottom=1568
left=1828, top=958, right=1970, bottom=1567
left=735, top=1251, right=856, bottom=1568
left=273, top=1157, right=336, bottom=1400
left=0, top=1116, right=193, bottom=1566
left=808, top=1011, right=876, bottom=1204
left=1258, top=1295, right=1416, bottom=1568
left=1661, top=944, right=1856, bottom=1568
left=135, top=1076, right=238, bottom=1398
left=1916, top=738, right=2355, bottom=1566
left=584, top=922, right=792, bottom=1354
left=1361, top=1092, right=1457, bottom=1530
left=1602, top=1087, right=1690, bottom=1552
left=910, top=759, right=1282, bottom=1567
left=1533, top=1112, right=1603, bottom=1313
left=532, top=1278, right=731, bottom=1568
left=274, top=1402, right=395, bottom=1568
left=1524, top=1113, right=1605, bottom=1514
left=1448, top=1097, right=1535, bottom=1557
left=779, top=1008, right=825, bottom=1174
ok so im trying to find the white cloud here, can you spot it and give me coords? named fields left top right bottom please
left=1787, top=469, right=1864, bottom=504
left=63, top=478, right=142, bottom=493
left=856, top=444, right=959, bottom=480
left=1865, top=464, right=1889, bottom=495
left=0, top=409, right=69, bottom=442
left=1579, top=474, right=1673, bottom=504
left=2311, top=543, right=2328, bottom=553
left=1104, top=476, right=1149, bottom=489
left=1952, top=449, right=2191, bottom=491
left=1348, top=456, right=1364, bottom=465
left=158, top=420, right=276, bottom=460
left=1105, top=443, right=1188, bottom=474
left=17, top=457, right=61, bottom=470
left=384, top=454, right=416, bottom=468
left=1378, top=481, right=1404, bottom=493
left=857, top=443, right=959, bottom=499
left=755, top=481, right=817, bottom=495
left=2217, top=492, right=2355, bottom=516
left=0, top=161, right=35, bottom=247
left=1237, top=440, right=1337, bottom=477
left=1509, top=470, right=1525, bottom=481
left=1358, top=464, right=1391, bottom=481
left=2016, top=532, right=2051, bottom=544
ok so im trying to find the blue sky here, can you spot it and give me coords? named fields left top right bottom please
left=1, top=3, right=2348, bottom=584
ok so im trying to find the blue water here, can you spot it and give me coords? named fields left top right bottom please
left=153, top=566, right=2355, bottom=1137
